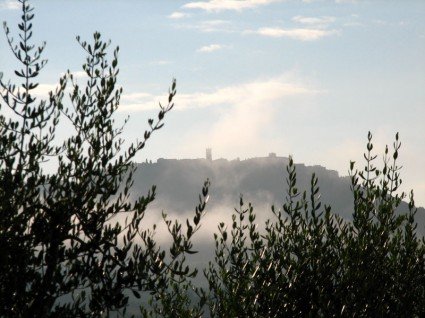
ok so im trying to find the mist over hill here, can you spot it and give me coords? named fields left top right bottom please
left=131, top=152, right=425, bottom=237
left=129, top=153, right=425, bottom=315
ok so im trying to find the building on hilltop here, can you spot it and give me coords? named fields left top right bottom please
left=206, top=148, right=212, bottom=161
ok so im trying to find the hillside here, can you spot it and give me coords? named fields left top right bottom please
left=131, top=153, right=425, bottom=235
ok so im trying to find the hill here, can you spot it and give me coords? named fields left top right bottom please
left=131, top=152, right=425, bottom=236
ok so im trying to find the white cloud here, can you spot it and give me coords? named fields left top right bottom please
left=119, top=75, right=321, bottom=162
left=175, top=74, right=321, bottom=160
left=173, top=19, right=233, bottom=33
left=58, top=71, right=88, bottom=81
left=199, top=20, right=232, bottom=32
left=249, top=27, right=340, bottom=41
left=122, top=92, right=153, bottom=101
left=70, top=71, right=88, bottom=79
left=335, top=0, right=358, bottom=3
left=120, top=92, right=155, bottom=111
left=0, top=0, right=20, bottom=10
left=197, top=44, right=225, bottom=53
left=303, top=0, right=358, bottom=3
left=33, top=84, right=60, bottom=98
left=125, top=200, right=274, bottom=253
left=168, top=11, right=190, bottom=19
left=202, top=19, right=230, bottom=27
left=292, top=15, right=336, bottom=28
left=0, top=83, right=51, bottom=101
left=32, top=82, right=78, bottom=100
left=183, top=0, right=281, bottom=12
left=119, top=75, right=319, bottom=112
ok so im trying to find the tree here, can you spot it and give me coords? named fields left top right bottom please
left=0, top=1, right=209, bottom=316
left=202, top=132, right=425, bottom=317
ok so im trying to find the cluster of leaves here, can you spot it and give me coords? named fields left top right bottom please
left=202, top=132, right=425, bottom=317
left=0, top=1, right=209, bottom=316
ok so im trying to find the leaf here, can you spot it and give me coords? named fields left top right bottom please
left=132, top=290, right=141, bottom=299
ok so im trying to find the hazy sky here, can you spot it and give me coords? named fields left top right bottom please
left=0, top=0, right=424, bottom=206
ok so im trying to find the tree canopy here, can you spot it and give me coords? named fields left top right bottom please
left=0, top=1, right=209, bottom=316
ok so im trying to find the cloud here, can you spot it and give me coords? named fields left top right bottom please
left=0, top=0, right=20, bottom=10
left=173, top=19, right=233, bottom=33
left=175, top=74, right=321, bottom=160
left=335, top=0, right=358, bottom=3
left=183, top=0, right=281, bottom=12
left=249, top=27, right=340, bottom=41
left=21, top=72, right=86, bottom=100
left=57, top=71, right=88, bottom=81
left=197, top=44, right=225, bottom=53
left=122, top=92, right=153, bottom=101
left=198, top=20, right=232, bottom=32
left=120, top=92, right=155, bottom=112
left=32, top=84, right=60, bottom=98
left=119, top=74, right=320, bottom=112
left=0, top=82, right=49, bottom=102
left=168, top=11, right=190, bottom=19
left=119, top=73, right=322, bottom=162
left=70, top=71, right=88, bottom=79
left=292, top=15, right=336, bottom=28
left=303, top=0, right=358, bottom=3
left=123, top=199, right=275, bottom=256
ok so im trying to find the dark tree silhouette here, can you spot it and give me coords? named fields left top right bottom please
left=0, top=1, right=209, bottom=316
left=202, top=133, right=425, bottom=317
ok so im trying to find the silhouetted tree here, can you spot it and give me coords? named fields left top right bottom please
left=0, top=1, right=209, bottom=316
left=203, top=132, right=425, bottom=317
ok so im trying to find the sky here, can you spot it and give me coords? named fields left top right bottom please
left=0, top=0, right=424, bottom=207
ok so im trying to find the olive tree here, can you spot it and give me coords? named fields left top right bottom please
left=203, top=132, right=425, bottom=317
left=0, top=1, right=209, bottom=316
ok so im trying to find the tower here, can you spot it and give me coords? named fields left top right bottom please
left=206, top=148, right=212, bottom=161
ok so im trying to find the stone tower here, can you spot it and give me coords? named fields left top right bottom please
left=206, top=148, right=212, bottom=161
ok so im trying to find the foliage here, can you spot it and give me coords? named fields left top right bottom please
left=140, top=190, right=210, bottom=318
left=0, top=1, right=209, bottom=316
left=203, top=132, right=425, bottom=317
